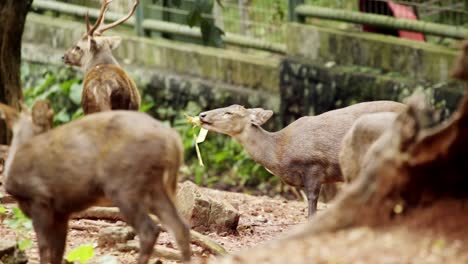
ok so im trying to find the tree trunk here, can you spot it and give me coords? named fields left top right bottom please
left=0, top=0, right=32, bottom=144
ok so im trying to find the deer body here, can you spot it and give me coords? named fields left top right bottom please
left=63, top=0, right=141, bottom=115
left=2, top=108, right=191, bottom=264
left=339, top=112, right=399, bottom=183
left=199, top=101, right=406, bottom=217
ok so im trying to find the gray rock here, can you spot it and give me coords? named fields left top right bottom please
left=176, top=181, right=239, bottom=233
left=0, top=240, right=28, bottom=264
left=97, top=226, right=135, bottom=248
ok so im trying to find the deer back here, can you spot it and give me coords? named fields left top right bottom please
left=83, top=64, right=141, bottom=114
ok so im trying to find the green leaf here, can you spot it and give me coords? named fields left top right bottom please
left=60, top=79, right=79, bottom=94
left=54, top=109, right=71, bottom=124
left=66, top=244, right=95, bottom=264
left=38, top=84, right=61, bottom=100
left=72, top=108, right=84, bottom=120
left=5, top=207, right=32, bottom=232
left=187, top=10, right=202, bottom=27
left=69, top=83, right=83, bottom=105
left=200, top=19, right=224, bottom=47
left=12, top=207, right=27, bottom=220
left=194, top=0, right=213, bottom=14
left=139, top=102, right=155, bottom=113
left=18, top=239, right=33, bottom=251
left=0, top=205, right=6, bottom=215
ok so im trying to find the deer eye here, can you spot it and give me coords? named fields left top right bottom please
left=74, top=46, right=81, bottom=51
left=223, top=112, right=233, bottom=116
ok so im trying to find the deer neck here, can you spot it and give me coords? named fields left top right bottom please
left=82, top=50, right=119, bottom=73
left=233, top=125, right=280, bottom=174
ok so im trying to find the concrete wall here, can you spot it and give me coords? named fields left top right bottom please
left=23, top=13, right=279, bottom=93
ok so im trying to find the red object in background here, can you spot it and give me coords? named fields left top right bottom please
left=359, top=0, right=425, bottom=42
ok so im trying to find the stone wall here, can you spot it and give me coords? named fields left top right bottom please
left=279, top=59, right=464, bottom=126
left=286, top=23, right=459, bottom=84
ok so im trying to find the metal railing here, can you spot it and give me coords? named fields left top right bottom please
left=288, top=0, right=468, bottom=40
left=361, top=0, right=468, bottom=26
left=31, top=0, right=286, bottom=53
left=30, top=0, right=468, bottom=51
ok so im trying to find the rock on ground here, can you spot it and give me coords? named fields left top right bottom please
left=0, top=240, right=28, bottom=264
left=176, top=181, right=240, bottom=233
left=97, top=226, right=135, bottom=247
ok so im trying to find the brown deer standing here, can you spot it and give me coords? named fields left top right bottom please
left=1, top=105, right=191, bottom=264
left=199, top=101, right=407, bottom=217
left=63, top=0, right=141, bottom=114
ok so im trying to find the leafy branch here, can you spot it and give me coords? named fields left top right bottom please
left=168, top=0, right=225, bottom=47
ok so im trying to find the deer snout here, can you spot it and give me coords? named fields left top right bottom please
left=199, top=112, right=211, bottom=125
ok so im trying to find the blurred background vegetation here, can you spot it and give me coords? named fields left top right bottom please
left=21, top=62, right=280, bottom=197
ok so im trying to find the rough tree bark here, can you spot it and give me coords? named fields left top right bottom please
left=0, top=0, right=32, bottom=144
left=212, top=42, right=468, bottom=263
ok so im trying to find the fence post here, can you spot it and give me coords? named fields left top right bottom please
left=134, top=0, right=144, bottom=36
left=288, top=0, right=305, bottom=22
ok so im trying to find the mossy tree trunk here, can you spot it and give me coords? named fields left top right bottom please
left=0, top=0, right=32, bottom=144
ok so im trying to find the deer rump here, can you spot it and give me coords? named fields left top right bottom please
left=82, top=65, right=140, bottom=114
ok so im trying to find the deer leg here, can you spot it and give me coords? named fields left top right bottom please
left=49, top=214, right=69, bottom=264
left=149, top=191, right=192, bottom=263
left=110, top=193, right=160, bottom=264
left=303, top=177, right=322, bottom=218
left=27, top=201, right=55, bottom=264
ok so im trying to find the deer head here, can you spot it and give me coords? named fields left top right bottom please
left=0, top=100, right=55, bottom=141
left=199, top=104, right=273, bottom=136
left=62, top=0, right=139, bottom=72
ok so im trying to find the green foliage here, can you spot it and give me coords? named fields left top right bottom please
left=169, top=0, right=225, bottom=47
left=2, top=206, right=34, bottom=251
left=65, top=244, right=95, bottom=264
left=21, top=63, right=83, bottom=126
left=21, top=63, right=277, bottom=194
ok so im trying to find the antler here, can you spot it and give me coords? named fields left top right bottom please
left=85, top=0, right=113, bottom=37
left=94, top=0, right=139, bottom=36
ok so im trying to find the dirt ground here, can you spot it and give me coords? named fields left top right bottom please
left=2, top=186, right=467, bottom=264
left=0, top=186, right=315, bottom=263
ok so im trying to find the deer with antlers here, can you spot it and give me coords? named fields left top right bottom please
left=63, top=0, right=141, bottom=115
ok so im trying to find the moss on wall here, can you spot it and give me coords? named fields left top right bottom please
left=287, top=23, right=459, bottom=84
left=23, top=13, right=280, bottom=93
left=279, top=59, right=465, bottom=126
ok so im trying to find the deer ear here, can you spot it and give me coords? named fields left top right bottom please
left=20, top=102, right=30, bottom=115
left=106, top=36, right=122, bottom=50
left=88, top=37, right=99, bottom=52
left=0, top=103, right=20, bottom=129
left=249, top=108, right=273, bottom=126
